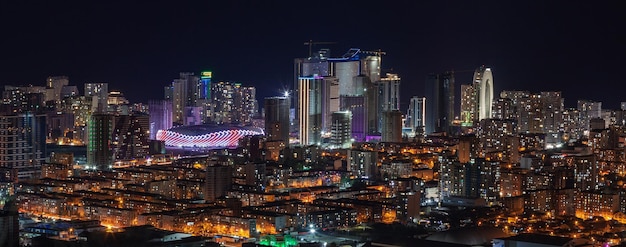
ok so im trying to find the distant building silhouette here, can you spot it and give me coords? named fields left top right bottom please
left=425, top=71, right=455, bottom=134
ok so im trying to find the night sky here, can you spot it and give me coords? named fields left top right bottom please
left=1, top=1, right=624, bottom=110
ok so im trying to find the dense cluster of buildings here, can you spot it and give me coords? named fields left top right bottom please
left=3, top=47, right=626, bottom=246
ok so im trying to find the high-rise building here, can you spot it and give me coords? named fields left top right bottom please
left=199, top=71, right=212, bottom=121
left=406, top=96, right=426, bottom=135
left=205, top=165, right=232, bottom=202
left=366, top=75, right=381, bottom=136
left=60, top=85, right=79, bottom=100
left=330, top=111, right=352, bottom=149
left=575, top=190, right=619, bottom=220
left=578, top=100, right=602, bottom=136
left=441, top=157, right=499, bottom=205
left=499, top=91, right=563, bottom=143
left=148, top=100, right=173, bottom=140
left=238, top=135, right=266, bottom=162
left=477, top=118, right=516, bottom=156
left=492, top=98, right=515, bottom=120
left=336, top=60, right=360, bottom=96
left=84, top=82, right=108, bottom=113
left=211, top=81, right=235, bottom=124
left=460, top=66, right=494, bottom=126
left=321, top=77, right=340, bottom=134
left=457, top=134, right=479, bottom=163
left=347, top=150, right=379, bottom=180
left=45, top=76, right=69, bottom=103
left=425, top=71, right=455, bottom=134
left=183, top=106, right=202, bottom=126
left=293, top=50, right=331, bottom=132
left=396, top=191, right=421, bottom=223
left=378, top=73, right=401, bottom=112
left=540, top=91, right=564, bottom=144
left=1, top=85, right=46, bottom=114
left=460, top=84, right=477, bottom=125
left=106, top=91, right=130, bottom=114
left=473, top=66, right=494, bottom=121
left=518, top=95, right=544, bottom=134
left=212, top=81, right=258, bottom=124
left=87, top=113, right=114, bottom=170
left=232, top=84, right=258, bottom=124
left=233, top=162, right=267, bottom=192
left=294, top=48, right=384, bottom=142
left=438, top=151, right=458, bottom=199
left=562, top=108, right=582, bottom=141
left=570, top=154, right=598, bottom=191
left=171, top=72, right=201, bottom=125
left=46, top=111, right=74, bottom=144
left=340, top=95, right=367, bottom=142
left=264, top=96, right=290, bottom=142
left=382, top=110, right=403, bottom=142
left=112, top=114, right=150, bottom=160
left=0, top=113, right=46, bottom=180
left=66, top=96, right=91, bottom=144
left=298, top=77, right=324, bottom=145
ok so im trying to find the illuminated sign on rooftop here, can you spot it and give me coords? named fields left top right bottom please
left=201, top=71, right=212, bottom=78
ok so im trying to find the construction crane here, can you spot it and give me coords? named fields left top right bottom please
left=303, top=40, right=336, bottom=57
left=359, top=49, right=387, bottom=57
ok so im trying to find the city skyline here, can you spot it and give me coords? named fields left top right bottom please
left=1, top=1, right=624, bottom=109
left=5, top=2, right=626, bottom=245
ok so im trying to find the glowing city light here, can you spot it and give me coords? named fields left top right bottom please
left=156, top=126, right=264, bottom=148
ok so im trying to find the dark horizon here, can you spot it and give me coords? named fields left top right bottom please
left=1, top=1, right=624, bottom=109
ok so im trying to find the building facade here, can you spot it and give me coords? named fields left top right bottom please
left=264, top=97, right=290, bottom=143
left=0, top=113, right=46, bottom=180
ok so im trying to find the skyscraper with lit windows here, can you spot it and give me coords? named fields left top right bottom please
left=406, top=96, right=426, bottom=135
left=148, top=100, right=173, bottom=140
left=87, top=113, right=114, bottom=170
left=199, top=71, right=212, bottom=122
left=232, top=84, right=258, bottom=124
left=474, top=66, right=494, bottom=121
left=84, top=82, right=108, bottom=113
left=45, top=76, right=69, bottom=103
left=112, top=114, right=150, bottom=160
left=294, top=48, right=384, bottom=143
left=460, top=83, right=477, bottom=125
left=169, top=72, right=206, bottom=125
left=378, top=73, right=401, bottom=112
left=264, top=96, right=290, bottom=142
left=0, top=113, right=46, bottom=180
left=330, top=111, right=352, bottom=148
left=578, top=100, right=602, bottom=136
left=212, top=81, right=258, bottom=124
left=298, top=76, right=324, bottom=145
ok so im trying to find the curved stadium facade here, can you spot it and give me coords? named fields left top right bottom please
left=156, top=124, right=264, bottom=148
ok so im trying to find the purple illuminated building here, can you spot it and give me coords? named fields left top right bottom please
left=148, top=100, right=173, bottom=140
left=340, top=95, right=367, bottom=142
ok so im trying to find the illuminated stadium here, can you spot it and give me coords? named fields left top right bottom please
left=156, top=124, right=264, bottom=148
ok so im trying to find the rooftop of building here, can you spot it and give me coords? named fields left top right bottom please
left=497, top=233, right=575, bottom=246
left=426, top=226, right=510, bottom=246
